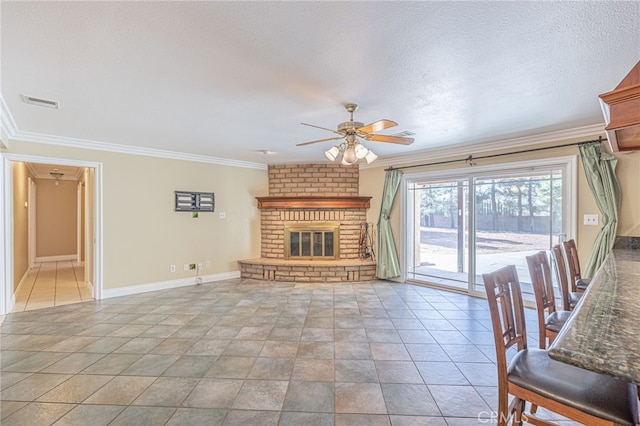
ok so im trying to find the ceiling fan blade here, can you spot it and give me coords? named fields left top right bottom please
left=301, top=122, right=341, bottom=134
left=357, top=119, right=398, bottom=134
left=296, top=136, right=344, bottom=146
left=365, top=134, right=414, bottom=145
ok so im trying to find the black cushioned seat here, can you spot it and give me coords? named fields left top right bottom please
left=508, top=349, right=638, bottom=425
left=569, top=291, right=582, bottom=308
left=544, top=310, right=572, bottom=333
left=576, top=277, right=591, bottom=291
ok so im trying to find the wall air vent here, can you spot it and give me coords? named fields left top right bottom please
left=22, top=95, right=59, bottom=109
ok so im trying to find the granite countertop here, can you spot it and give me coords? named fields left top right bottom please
left=548, top=242, right=640, bottom=384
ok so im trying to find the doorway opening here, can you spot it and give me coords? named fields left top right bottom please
left=1, top=154, right=103, bottom=315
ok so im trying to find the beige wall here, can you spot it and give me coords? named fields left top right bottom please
left=360, top=135, right=640, bottom=269
left=614, top=151, right=640, bottom=236
left=11, top=162, right=30, bottom=291
left=35, top=178, right=78, bottom=258
left=6, top=139, right=268, bottom=290
left=6, top=133, right=635, bottom=293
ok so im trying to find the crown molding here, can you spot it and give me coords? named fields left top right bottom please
left=363, top=123, right=606, bottom=169
left=3, top=90, right=605, bottom=172
left=74, top=167, right=85, bottom=180
left=0, top=93, right=267, bottom=170
left=24, top=162, right=38, bottom=177
left=0, top=128, right=9, bottom=150
left=23, top=161, right=80, bottom=181
left=11, top=130, right=268, bottom=170
left=0, top=96, right=19, bottom=149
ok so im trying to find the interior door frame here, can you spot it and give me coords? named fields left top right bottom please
left=77, top=180, right=83, bottom=264
left=0, top=153, right=103, bottom=315
left=27, top=177, right=36, bottom=268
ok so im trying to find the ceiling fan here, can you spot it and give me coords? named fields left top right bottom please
left=297, top=103, right=414, bottom=165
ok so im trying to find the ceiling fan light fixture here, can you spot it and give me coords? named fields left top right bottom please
left=354, top=142, right=368, bottom=159
left=342, top=146, right=358, bottom=164
left=364, top=150, right=378, bottom=164
left=298, top=103, right=414, bottom=165
left=325, top=145, right=340, bottom=161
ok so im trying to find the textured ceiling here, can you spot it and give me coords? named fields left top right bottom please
left=2, top=2, right=639, bottom=165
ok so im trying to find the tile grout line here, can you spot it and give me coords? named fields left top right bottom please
left=2, top=279, right=554, bottom=425
left=70, top=261, right=84, bottom=302
left=23, top=263, right=42, bottom=312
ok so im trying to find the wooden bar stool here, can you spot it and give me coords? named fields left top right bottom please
left=482, top=265, right=638, bottom=426
left=562, top=239, right=591, bottom=292
left=525, top=251, right=571, bottom=349
left=552, top=244, right=582, bottom=311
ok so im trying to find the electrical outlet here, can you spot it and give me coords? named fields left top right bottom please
left=584, top=214, right=599, bottom=226
left=205, top=261, right=211, bottom=269
left=189, top=263, right=197, bottom=270
left=170, top=264, right=176, bottom=273
left=198, top=263, right=203, bottom=270
left=183, top=264, right=189, bottom=271
left=219, top=212, right=226, bottom=219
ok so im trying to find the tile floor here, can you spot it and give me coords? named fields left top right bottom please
left=13, top=261, right=93, bottom=312
left=1, top=278, right=580, bottom=425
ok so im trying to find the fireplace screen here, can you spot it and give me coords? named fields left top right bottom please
left=284, top=222, right=339, bottom=260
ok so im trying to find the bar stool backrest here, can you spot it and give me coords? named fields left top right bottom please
left=552, top=244, right=572, bottom=311
left=526, top=251, right=558, bottom=348
left=562, top=239, right=582, bottom=292
left=482, top=265, right=528, bottom=424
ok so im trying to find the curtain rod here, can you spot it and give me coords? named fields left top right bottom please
left=385, top=136, right=604, bottom=171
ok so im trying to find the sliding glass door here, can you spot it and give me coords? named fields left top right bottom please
left=405, top=158, right=574, bottom=299
left=408, top=179, right=470, bottom=291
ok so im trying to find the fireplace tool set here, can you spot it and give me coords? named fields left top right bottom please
left=359, top=222, right=376, bottom=261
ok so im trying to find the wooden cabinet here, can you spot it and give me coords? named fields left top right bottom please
left=599, top=61, right=640, bottom=152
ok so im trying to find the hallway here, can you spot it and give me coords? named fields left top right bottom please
left=13, top=261, right=93, bottom=312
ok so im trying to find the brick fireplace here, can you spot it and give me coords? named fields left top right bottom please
left=238, top=164, right=377, bottom=282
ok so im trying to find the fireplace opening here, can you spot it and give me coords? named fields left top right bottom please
left=284, top=222, right=340, bottom=260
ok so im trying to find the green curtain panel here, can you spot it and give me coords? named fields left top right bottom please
left=376, top=169, right=403, bottom=279
left=579, top=143, right=622, bottom=277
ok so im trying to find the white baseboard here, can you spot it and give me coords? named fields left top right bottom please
left=35, top=254, right=77, bottom=263
left=11, top=269, right=30, bottom=310
left=14, top=269, right=29, bottom=298
left=102, top=271, right=241, bottom=299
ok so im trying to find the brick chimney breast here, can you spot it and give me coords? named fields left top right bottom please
left=268, top=164, right=359, bottom=197
left=238, top=164, right=376, bottom=282
left=261, top=164, right=365, bottom=260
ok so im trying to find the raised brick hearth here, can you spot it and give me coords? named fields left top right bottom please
left=238, top=164, right=376, bottom=282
